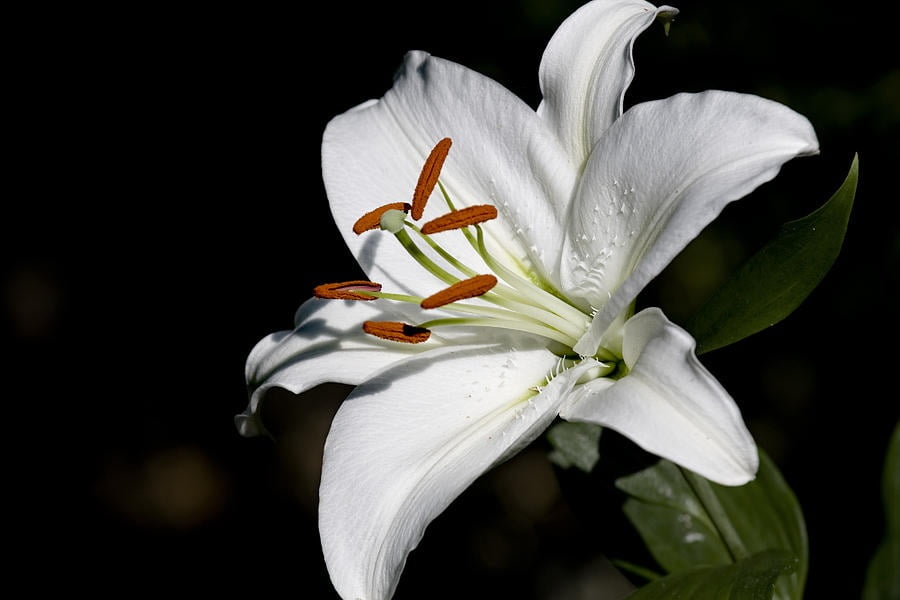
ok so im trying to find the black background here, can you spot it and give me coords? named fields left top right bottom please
left=9, top=1, right=898, bottom=598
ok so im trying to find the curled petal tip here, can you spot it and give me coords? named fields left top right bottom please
left=235, top=409, right=270, bottom=439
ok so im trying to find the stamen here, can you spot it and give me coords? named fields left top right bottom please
left=473, top=224, right=591, bottom=328
left=408, top=222, right=481, bottom=279
left=314, top=281, right=383, bottom=301
left=417, top=317, right=577, bottom=348
left=362, top=321, right=431, bottom=343
left=393, top=229, right=460, bottom=287
left=420, top=274, right=498, bottom=309
left=411, top=138, right=452, bottom=220
left=353, top=202, right=412, bottom=235
left=421, top=205, right=499, bottom=234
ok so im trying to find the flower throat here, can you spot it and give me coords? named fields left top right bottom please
left=314, top=138, right=618, bottom=364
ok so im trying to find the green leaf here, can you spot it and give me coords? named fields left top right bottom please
left=618, top=459, right=733, bottom=571
left=685, top=154, right=858, bottom=354
left=862, top=421, right=900, bottom=600
left=882, top=422, right=900, bottom=538
left=546, top=421, right=602, bottom=472
left=627, top=550, right=797, bottom=600
left=863, top=540, right=900, bottom=600
left=616, top=450, right=807, bottom=600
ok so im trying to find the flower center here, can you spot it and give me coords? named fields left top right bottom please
left=315, top=138, right=619, bottom=364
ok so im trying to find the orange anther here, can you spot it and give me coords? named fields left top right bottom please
left=352, top=202, right=412, bottom=235
left=420, top=205, right=498, bottom=234
left=362, top=321, right=431, bottom=343
left=314, top=281, right=382, bottom=301
left=420, top=275, right=498, bottom=309
left=411, top=138, right=452, bottom=220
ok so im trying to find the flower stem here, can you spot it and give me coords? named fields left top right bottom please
left=682, top=468, right=749, bottom=562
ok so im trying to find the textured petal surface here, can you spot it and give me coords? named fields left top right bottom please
left=320, top=340, right=598, bottom=599
left=537, top=0, right=677, bottom=167
left=236, top=298, right=434, bottom=437
left=561, top=308, right=758, bottom=485
left=322, top=50, right=578, bottom=295
left=569, top=91, right=819, bottom=355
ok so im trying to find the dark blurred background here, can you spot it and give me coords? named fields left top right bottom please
left=8, top=0, right=897, bottom=598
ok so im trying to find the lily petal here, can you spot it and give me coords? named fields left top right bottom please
left=322, top=50, right=577, bottom=293
left=319, top=341, right=598, bottom=600
left=561, top=307, right=758, bottom=485
left=569, top=91, right=819, bottom=355
left=237, top=298, right=434, bottom=437
left=538, top=0, right=678, bottom=167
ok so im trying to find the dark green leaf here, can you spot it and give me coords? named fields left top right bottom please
left=685, top=154, right=858, bottom=354
left=862, top=540, right=900, bottom=600
left=616, top=450, right=807, bottom=600
left=862, top=422, right=900, bottom=600
left=883, top=422, right=900, bottom=535
left=546, top=421, right=602, bottom=472
left=618, top=460, right=732, bottom=571
left=627, top=550, right=797, bottom=600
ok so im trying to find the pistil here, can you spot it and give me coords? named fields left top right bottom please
left=353, top=202, right=412, bottom=235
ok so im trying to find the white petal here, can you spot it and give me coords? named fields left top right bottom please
left=569, top=91, right=818, bottom=355
left=236, top=298, right=435, bottom=437
left=538, top=0, right=677, bottom=166
left=561, top=308, right=757, bottom=485
left=319, top=341, right=598, bottom=600
left=322, top=50, right=578, bottom=293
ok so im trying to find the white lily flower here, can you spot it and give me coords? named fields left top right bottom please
left=238, top=0, right=819, bottom=598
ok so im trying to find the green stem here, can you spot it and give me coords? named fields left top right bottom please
left=682, top=468, right=749, bottom=562
left=610, top=559, right=662, bottom=582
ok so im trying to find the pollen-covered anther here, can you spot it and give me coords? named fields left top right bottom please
left=420, top=204, right=499, bottom=234
left=352, top=202, right=412, bottom=235
left=411, top=138, right=452, bottom=220
left=314, top=280, right=383, bottom=301
left=362, top=321, right=431, bottom=343
left=420, top=275, right=498, bottom=309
